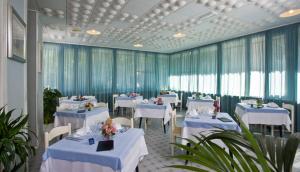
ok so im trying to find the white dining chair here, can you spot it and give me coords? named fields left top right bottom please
left=45, top=123, right=71, bottom=149
left=176, top=92, right=183, bottom=111
left=170, top=109, right=181, bottom=155
left=70, top=96, right=77, bottom=100
left=95, top=102, right=108, bottom=108
left=112, top=117, right=134, bottom=128
left=282, top=103, right=295, bottom=133
left=216, top=96, right=221, bottom=112
left=112, top=94, right=119, bottom=116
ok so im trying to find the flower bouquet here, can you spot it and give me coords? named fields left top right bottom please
left=101, top=118, right=117, bottom=140
left=85, top=102, right=94, bottom=111
left=129, top=92, right=137, bottom=97
left=212, top=100, right=220, bottom=119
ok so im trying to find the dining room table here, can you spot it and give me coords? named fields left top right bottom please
left=181, top=112, right=241, bottom=146
left=40, top=128, right=148, bottom=172
left=235, top=103, right=291, bottom=136
left=60, top=98, right=98, bottom=109
left=186, top=97, right=214, bottom=113
left=157, top=94, right=179, bottom=106
left=134, top=102, right=172, bottom=133
left=54, top=107, right=110, bottom=130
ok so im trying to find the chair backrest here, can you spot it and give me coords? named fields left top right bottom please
left=112, top=117, right=134, bottom=128
left=282, top=103, right=295, bottom=133
left=241, top=99, right=256, bottom=104
left=45, top=123, right=71, bottom=149
left=171, top=109, right=177, bottom=132
left=95, top=102, right=108, bottom=108
left=70, top=96, right=77, bottom=100
left=216, top=96, right=221, bottom=112
left=84, top=96, right=96, bottom=99
left=112, top=94, right=119, bottom=109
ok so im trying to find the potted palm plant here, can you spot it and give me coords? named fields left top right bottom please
left=43, top=88, right=62, bottom=125
left=0, top=106, right=36, bottom=172
left=169, top=115, right=299, bottom=172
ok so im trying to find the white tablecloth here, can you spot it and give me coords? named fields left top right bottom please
left=158, top=94, right=178, bottom=106
left=235, top=103, right=291, bottom=131
left=54, top=108, right=110, bottom=130
left=186, top=97, right=214, bottom=113
left=115, top=96, right=143, bottom=108
left=40, top=129, right=148, bottom=172
left=60, top=99, right=98, bottom=109
left=181, top=113, right=240, bottom=145
left=134, top=103, right=172, bottom=124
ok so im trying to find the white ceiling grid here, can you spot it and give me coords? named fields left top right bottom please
left=39, top=0, right=300, bottom=53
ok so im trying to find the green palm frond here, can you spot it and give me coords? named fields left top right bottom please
left=168, top=114, right=299, bottom=172
left=0, top=106, right=36, bottom=172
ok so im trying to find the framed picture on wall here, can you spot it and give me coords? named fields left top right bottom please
left=7, top=6, right=26, bottom=63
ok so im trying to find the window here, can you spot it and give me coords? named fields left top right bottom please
left=198, top=45, right=218, bottom=94
left=221, top=39, right=246, bottom=96
left=269, top=34, right=286, bottom=98
left=249, top=35, right=265, bottom=97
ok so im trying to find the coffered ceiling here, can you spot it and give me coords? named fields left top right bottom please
left=37, top=0, right=300, bottom=53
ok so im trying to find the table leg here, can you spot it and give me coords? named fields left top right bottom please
left=162, top=118, right=166, bottom=134
left=271, top=126, right=274, bottom=136
left=280, top=125, right=283, bottom=137
left=185, top=143, right=191, bottom=165
left=139, top=118, right=142, bottom=128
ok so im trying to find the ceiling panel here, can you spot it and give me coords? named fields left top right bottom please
left=39, top=0, right=300, bottom=53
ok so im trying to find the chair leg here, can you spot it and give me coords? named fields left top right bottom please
left=135, top=165, right=139, bottom=172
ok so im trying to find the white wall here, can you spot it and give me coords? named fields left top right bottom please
left=5, top=0, right=28, bottom=116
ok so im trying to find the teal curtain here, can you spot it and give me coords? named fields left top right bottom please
left=144, top=53, right=158, bottom=98
left=221, top=38, right=246, bottom=96
left=43, top=44, right=60, bottom=89
left=169, top=53, right=181, bottom=91
left=90, top=48, right=113, bottom=102
left=267, top=26, right=298, bottom=101
left=116, top=50, right=135, bottom=93
left=157, top=54, right=170, bottom=90
left=135, top=52, right=145, bottom=94
left=249, top=35, right=265, bottom=97
left=77, top=46, right=90, bottom=95
left=180, top=51, right=191, bottom=91
left=62, top=45, right=76, bottom=96
left=189, top=49, right=198, bottom=92
left=198, top=45, right=218, bottom=94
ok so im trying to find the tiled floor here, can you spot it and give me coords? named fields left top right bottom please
left=29, top=110, right=300, bottom=172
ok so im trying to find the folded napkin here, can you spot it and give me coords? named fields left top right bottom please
left=120, top=94, right=127, bottom=97
left=267, top=102, right=279, bottom=108
left=143, top=99, right=149, bottom=103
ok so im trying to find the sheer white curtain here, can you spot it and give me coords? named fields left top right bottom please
left=297, top=27, right=300, bottom=103
left=198, top=45, right=218, bottom=94
left=169, top=54, right=181, bottom=91
left=43, top=44, right=60, bottom=89
left=249, top=35, right=265, bottom=97
left=269, top=34, right=286, bottom=98
left=221, top=39, right=246, bottom=96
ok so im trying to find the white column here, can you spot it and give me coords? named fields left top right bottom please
left=0, top=0, right=8, bottom=107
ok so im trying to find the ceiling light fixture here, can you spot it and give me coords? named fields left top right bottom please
left=133, top=43, right=143, bottom=47
left=279, top=9, right=300, bottom=18
left=86, top=29, right=101, bottom=35
left=173, top=32, right=186, bottom=38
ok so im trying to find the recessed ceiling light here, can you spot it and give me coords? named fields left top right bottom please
left=133, top=43, right=143, bottom=47
left=173, top=32, right=186, bottom=38
left=279, top=9, right=300, bottom=18
left=86, top=29, right=101, bottom=35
